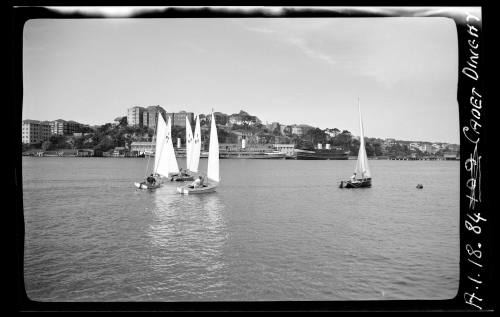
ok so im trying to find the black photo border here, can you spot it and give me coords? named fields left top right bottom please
left=10, top=4, right=495, bottom=312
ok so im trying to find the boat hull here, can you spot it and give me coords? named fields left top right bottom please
left=339, top=179, right=372, bottom=188
left=295, top=149, right=349, bottom=160
left=134, top=182, right=161, bottom=190
left=177, top=184, right=217, bottom=195
left=219, top=153, right=286, bottom=159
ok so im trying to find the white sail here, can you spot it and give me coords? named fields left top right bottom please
left=207, top=113, right=220, bottom=183
left=354, top=99, right=371, bottom=179
left=153, top=115, right=167, bottom=175
left=185, top=116, right=194, bottom=171
left=155, top=116, right=179, bottom=177
left=189, top=115, right=201, bottom=173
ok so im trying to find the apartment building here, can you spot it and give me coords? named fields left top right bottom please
left=127, top=106, right=146, bottom=127
left=50, top=119, right=83, bottom=135
left=143, top=105, right=167, bottom=129
left=22, top=120, right=52, bottom=144
left=167, top=111, right=194, bottom=127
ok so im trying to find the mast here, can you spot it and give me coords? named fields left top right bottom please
left=354, top=98, right=371, bottom=179
left=153, top=114, right=167, bottom=176
left=207, top=112, right=220, bottom=183
left=189, top=115, right=201, bottom=173
left=155, top=115, right=179, bottom=177
left=144, top=111, right=158, bottom=178
left=185, top=116, right=193, bottom=172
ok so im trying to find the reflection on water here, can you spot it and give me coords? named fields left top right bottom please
left=147, top=186, right=228, bottom=300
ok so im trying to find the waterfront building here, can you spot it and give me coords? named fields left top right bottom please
left=22, top=120, right=52, bottom=144
left=143, top=105, right=167, bottom=129
left=77, top=149, right=94, bottom=157
left=273, top=144, right=295, bottom=156
left=127, top=106, right=146, bottom=127
left=443, top=151, right=459, bottom=160
left=130, top=141, right=155, bottom=156
left=113, top=147, right=128, bottom=157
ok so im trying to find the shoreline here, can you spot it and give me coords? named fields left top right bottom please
left=21, top=155, right=460, bottom=161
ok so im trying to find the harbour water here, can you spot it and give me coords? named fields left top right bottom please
left=21, top=157, right=459, bottom=302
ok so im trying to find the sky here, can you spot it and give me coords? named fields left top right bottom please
left=22, top=8, right=462, bottom=143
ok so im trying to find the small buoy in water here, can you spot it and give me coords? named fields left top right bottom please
left=416, top=184, right=423, bottom=189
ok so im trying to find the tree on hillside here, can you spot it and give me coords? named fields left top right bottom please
left=41, top=140, right=51, bottom=151
left=93, top=136, right=115, bottom=152
left=119, top=116, right=128, bottom=126
left=305, top=128, right=327, bottom=145
left=331, top=130, right=352, bottom=150
left=97, top=123, right=113, bottom=134
left=49, top=135, right=69, bottom=149
left=73, top=136, right=86, bottom=149
left=171, top=126, right=185, bottom=142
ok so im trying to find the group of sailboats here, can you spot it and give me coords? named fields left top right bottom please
left=177, top=113, right=220, bottom=194
left=170, top=115, right=199, bottom=182
left=134, top=112, right=220, bottom=194
left=134, top=98, right=370, bottom=193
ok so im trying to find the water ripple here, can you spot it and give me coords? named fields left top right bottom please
left=22, top=157, right=459, bottom=301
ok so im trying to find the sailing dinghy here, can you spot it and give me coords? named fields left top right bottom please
left=340, top=98, right=372, bottom=188
left=177, top=112, right=219, bottom=194
left=135, top=115, right=179, bottom=189
left=171, top=115, right=198, bottom=182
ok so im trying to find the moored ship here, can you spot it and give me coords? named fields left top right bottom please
left=294, top=147, right=349, bottom=160
left=219, top=149, right=286, bottom=159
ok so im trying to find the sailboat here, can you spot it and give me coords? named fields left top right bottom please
left=177, top=112, right=220, bottom=195
left=340, top=98, right=372, bottom=188
left=135, top=115, right=179, bottom=189
left=171, top=115, right=197, bottom=182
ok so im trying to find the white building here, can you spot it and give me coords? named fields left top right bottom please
left=22, top=120, right=52, bottom=144
left=127, top=106, right=146, bottom=127
left=130, top=141, right=155, bottom=155
left=273, top=144, right=295, bottom=156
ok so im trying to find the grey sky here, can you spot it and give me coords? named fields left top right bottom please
left=23, top=15, right=460, bottom=143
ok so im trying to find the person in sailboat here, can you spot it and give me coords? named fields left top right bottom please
left=139, top=173, right=156, bottom=188
left=172, top=167, right=184, bottom=178
left=188, top=175, right=206, bottom=189
left=350, top=173, right=357, bottom=182
left=171, top=167, right=189, bottom=181
left=147, top=174, right=156, bottom=185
